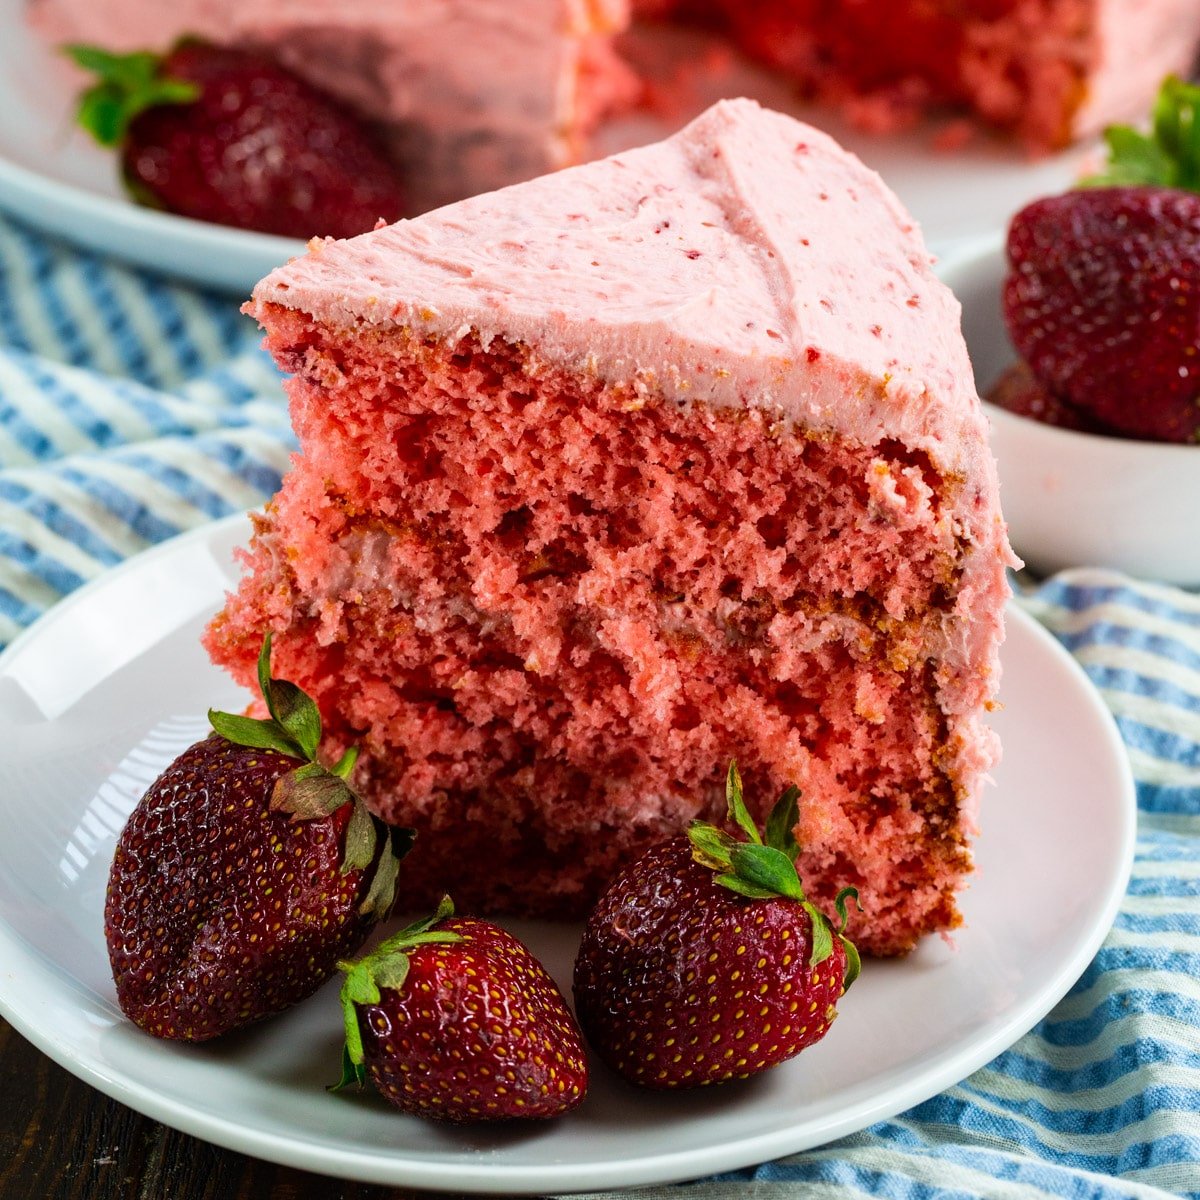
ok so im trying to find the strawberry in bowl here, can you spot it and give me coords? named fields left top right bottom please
left=943, top=75, right=1200, bottom=584
left=999, top=77, right=1200, bottom=446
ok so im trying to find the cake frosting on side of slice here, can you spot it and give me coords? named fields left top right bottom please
left=208, top=98, right=1014, bottom=955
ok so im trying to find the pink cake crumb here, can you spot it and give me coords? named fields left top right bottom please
left=212, top=315, right=976, bottom=956
left=639, top=0, right=1200, bottom=151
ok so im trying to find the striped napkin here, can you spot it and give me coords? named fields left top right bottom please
left=1, top=212, right=1196, bottom=1200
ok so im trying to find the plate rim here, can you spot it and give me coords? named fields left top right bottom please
left=0, top=513, right=1137, bottom=1193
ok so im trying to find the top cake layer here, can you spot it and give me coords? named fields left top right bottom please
left=254, top=98, right=1015, bottom=763
left=255, top=98, right=987, bottom=482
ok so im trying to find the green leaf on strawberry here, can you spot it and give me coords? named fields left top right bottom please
left=687, top=762, right=860, bottom=984
left=1084, top=75, right=1200, bottom=192
left=66, top=44, right=199, bottom=148
left=210, top=632, right=408, bottom=919
left=257, top=632, right=322, bottom=759
left=357, top=832, right=401, bottom=919
left=333, top=895, right=462, bottom=1092
left=206, top=708, right=300, bottom=757
left=835, top=887, right=863, bottom=988
left=723, top=843, right=804, bottom=900
left=723, top=759, right=762, bottom=844
left=765, top=782, right=801, bottom=858
left=271, top=761, right=354, bottom=820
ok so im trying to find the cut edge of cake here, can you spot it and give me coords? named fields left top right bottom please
left=210, top=98, right=1016, bottom=955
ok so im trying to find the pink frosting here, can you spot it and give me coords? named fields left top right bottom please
left=258, top=99, right=989, bottom=477
left=253, top=98, right=1016, bottom=826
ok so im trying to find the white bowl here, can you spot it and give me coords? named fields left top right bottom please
left=939, top=239, right=1200, bottom=587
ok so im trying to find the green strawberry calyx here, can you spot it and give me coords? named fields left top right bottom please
left=208, top=632, right=412, bottom=921
left=688, top=761, right=861, bottom=990
left=331, top=894, right=465, bottom=1091
left=1083, top=75, right=1200, bottom=192
left=65, top=44, right=201, bottom=148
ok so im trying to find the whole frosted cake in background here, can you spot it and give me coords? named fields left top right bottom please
left=206, top=98, right=1014, bottom=956
left=30, top=0, right=1200, bottom=220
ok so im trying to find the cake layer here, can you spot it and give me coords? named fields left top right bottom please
left=211, top=99, right=1013, bottom=954
left=253, top=102, right=990, bottom=477
left=29, top=0, right=631, bottom=213
left=210, top=316, right=976, bottom=954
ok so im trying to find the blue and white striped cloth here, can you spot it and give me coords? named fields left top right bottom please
left=1, top=212, right=1197, bottom=1200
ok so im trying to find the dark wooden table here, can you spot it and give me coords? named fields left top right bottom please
left=0, top=1017, right=495, bottom=1200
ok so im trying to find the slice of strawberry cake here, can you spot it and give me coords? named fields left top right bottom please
left=206, top=98, right=1014, bottom=956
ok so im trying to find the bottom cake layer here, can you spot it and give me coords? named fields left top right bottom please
left=207, top=311, right=997, bottom=955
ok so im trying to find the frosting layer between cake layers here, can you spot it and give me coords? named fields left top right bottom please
left=222, top=99, right=1014, bottom=953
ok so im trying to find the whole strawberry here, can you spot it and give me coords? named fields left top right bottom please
left=105, top=634, right=411, bottom=1041
left=334, top=897, right=588, bottom=1121
left=67, top=42, right=405, bottom=238
left=1003, top=78, right=1200, bottom=444
left=573, top=763, right=859, bottom=1090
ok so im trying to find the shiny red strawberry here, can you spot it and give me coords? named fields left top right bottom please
left=1002, top=78, right=1200, bottom=444
left=1004, top=187, right=1200, bottom=443
left=105, top=635, right=411, bottom=1041
left=67, top=42, right=405, bottom=238
left=335, top=898, right=588, bottom=1121
left=573, top=763, right=859, bottom=1090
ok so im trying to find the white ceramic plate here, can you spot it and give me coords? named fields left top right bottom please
left=939, top=240, right=1200, bottom=586
left=0, top=0, right=1090, bottom=293
left=0, top=514, right=1134, bottom=1193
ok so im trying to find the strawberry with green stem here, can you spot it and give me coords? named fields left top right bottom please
left=66, top=41, right=406, bottom=238
left=573, top=761, right=859, bottom=1090
left=1002, top=75, right=1200, bottom=444
left=334, top=897, right=589, bottom=1122
left=105, top=633, right=411, bottom=1041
